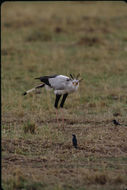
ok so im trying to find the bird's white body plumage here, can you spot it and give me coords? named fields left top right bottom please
left=48, top=75, right=79, bottom=94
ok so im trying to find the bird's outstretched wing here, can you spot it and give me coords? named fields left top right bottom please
left=35, top=75, right=71, bottom=90
left=35, top=75, right=58, bottom=86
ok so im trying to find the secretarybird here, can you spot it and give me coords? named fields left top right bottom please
left=23, top=74, right=82, bottom=125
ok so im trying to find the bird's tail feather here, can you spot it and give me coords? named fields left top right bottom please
left=23, top=84, right=45, bottom=96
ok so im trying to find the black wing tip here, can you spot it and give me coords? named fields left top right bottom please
left=23, top=92, right=27, bottom=96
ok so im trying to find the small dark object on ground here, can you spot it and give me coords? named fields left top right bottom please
left=72, top=134, right=77, bottom=149
left=113, top=119, right=120, bottom=126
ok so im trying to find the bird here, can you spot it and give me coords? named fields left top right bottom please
left=112, top=119, right=120, bottom=126
left=23, top=74, right=82, bottom=108
left=23, top=74, right=82, bottom=125
left=72, top=134, right=77, bottom=149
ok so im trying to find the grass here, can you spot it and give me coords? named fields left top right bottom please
left=1, top=1, right=127, bottom=190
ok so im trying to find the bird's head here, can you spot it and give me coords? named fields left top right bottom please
left=70, top=73, right=83, bottom=87
left=72, top=134, right=76, bottom=137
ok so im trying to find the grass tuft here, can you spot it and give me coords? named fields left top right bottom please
left=23, top=120, right=36, bottom=134
left=26, top=30, right=53, bottom=42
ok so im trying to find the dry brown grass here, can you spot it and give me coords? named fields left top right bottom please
left=2, top=1, right=127, bottom=190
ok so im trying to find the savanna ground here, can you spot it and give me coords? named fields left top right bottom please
left=1, top=1, right=127, bottom=190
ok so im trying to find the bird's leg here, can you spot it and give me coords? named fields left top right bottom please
left=60, top=94, right=68, bottom=127
left=54, top=94, right=61, bottom=126
left=54, top=94, right=61, bottom=109
left=60, top=93, right=68, bottom=108
left=55, top=109, right=60, bottom=127
left=60, top=108, right=65, bottom=129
